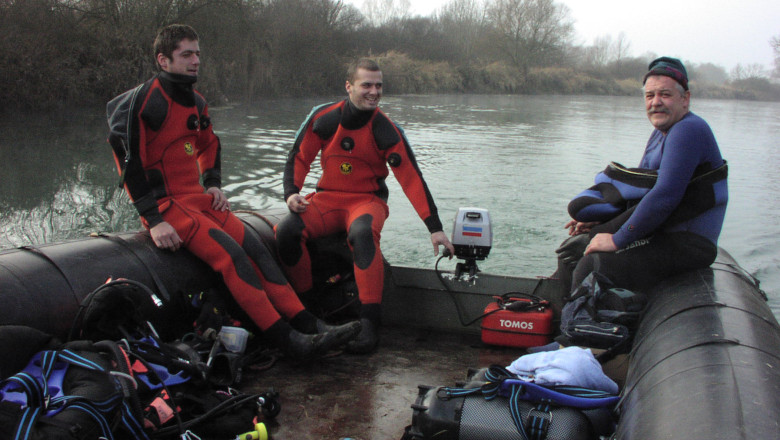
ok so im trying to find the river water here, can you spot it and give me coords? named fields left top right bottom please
left=1, top=94, right=778, bottom=317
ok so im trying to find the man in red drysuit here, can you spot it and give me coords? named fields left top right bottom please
left=106, top=24, right=359, bottom=360
left=276, top=58, right=455, bottom=354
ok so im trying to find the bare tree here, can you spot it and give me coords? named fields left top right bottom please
left=731, top=63, right=767, bottom=81
left=612, top=31, right=631, bottom=64
left=771, top=34, right=780, bottom=79
left=586, top=34, right=612, bottom=67
left=437, top=0, right=488, bottom=63
left=335, top=1, right=367, bottom=30
left=486, top=0, right=574, bottom=74
left=582, top=31, right=630, bottom=68
left=362, top=0, right=411, bottom=26
left=260, top=0, right=350, bottom=95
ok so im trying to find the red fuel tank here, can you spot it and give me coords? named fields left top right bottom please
left=480, top=298, right=553, bottom=348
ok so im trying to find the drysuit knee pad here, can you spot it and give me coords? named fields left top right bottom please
left=347, top=214, right=376, bottom=270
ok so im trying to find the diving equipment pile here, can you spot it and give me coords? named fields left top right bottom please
left=0, top=279, right=280, bottom=440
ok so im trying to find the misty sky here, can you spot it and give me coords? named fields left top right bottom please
left=347, top=0, right=779, bottom=71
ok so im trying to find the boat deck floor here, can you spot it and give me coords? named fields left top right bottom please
left=242, top=325, right=525, bottom=440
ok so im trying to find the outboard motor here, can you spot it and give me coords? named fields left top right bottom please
left=451, top=207, right=492, bottom=279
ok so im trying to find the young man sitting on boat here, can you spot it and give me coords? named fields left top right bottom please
left=106, top=24, right=360, bottom=361
left=275, top=58, right=456, bottom=354
left=558, top=56, right=728, bottom=295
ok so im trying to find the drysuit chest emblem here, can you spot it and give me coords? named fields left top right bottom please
left=340, top=162, right=353, bottom=175
left=184, top=142, right=195, bottom=156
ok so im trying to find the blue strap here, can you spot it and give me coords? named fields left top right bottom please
left=499, top=379, right=619, bottom=409
left=12, top=407, right=41, bottom=440
left=39, top=351, right=56, bottom=403
left=527, top=403, right=552, bottom=440
left=65, top=401, right=115, bottom=439
left=57, top=350, right=149, bottom=439
left=58, top=349, right=107, bottom=371
left=2, top=373, right=45, bottom=408
left=2, top=348, right=149, bottom=440
left=441, top=366, right=619, bottom=409
left=11, top=398, right=116, bottom=440
left=50, top=390, right=123, bottom=414
left=119, top=400, right=151, bottom=439
left=1, top=349, right=94, bottom=412
left=507, top=384, right=530, bottom=440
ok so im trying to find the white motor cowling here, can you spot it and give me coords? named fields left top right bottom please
left=450, top=207, right=492, bottom=278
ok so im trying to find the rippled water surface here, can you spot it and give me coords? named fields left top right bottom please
left=2, top=95, right=778, bottom=316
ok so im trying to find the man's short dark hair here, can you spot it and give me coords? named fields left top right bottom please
left=347, top=58, right=380, bottom=83
left=153, top=24, right=199, bottom=67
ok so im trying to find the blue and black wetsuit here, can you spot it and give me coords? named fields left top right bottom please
left=565, top=112, right=728, bottom=292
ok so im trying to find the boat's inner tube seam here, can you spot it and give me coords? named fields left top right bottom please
left=19, top=245, right=80, bottom=303
left=95, top=233, right=171, bottom=302
left=632, top=301, right=779, bottom=354
left=711, top=262, right=767, bottom=300
left=618, top=337, right=765, bottom=411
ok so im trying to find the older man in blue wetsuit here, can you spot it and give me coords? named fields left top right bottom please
left=560, top=57, right=728, bottom=292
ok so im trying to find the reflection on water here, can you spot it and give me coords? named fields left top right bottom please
left=0, top=107, right=140, bottom=245
left=3, top=163, right=134, bottom=246
left=1, top=95, right=779, bottom=317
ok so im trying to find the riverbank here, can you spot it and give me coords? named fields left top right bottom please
left=378, top=62, right=780, bottom=101
left=5, top=60, right=778, bottom=114
left=3, top=0, right=778, bottom=113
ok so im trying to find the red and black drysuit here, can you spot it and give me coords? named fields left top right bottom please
left=106, top=72, right=314, bottom=341
left=276, top=99, right=445, bottom=323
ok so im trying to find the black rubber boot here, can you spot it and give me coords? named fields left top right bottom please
left=291, top=310, right=363, bottom=342
left=264, top=319, right=361, bottom=361
left=286, top=321, right=362, bottom=360
left=345, top=318, right=380, bottom=354
left=316, top=318, right=361, bottom=336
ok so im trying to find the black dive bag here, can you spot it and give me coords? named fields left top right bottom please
left=403, top=366, right=616, bottom=440
left=0, top=330, right=147, bottom=440
left=406, top=386, right=606, bottom=440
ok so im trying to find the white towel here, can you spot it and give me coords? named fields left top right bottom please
left=506, top=346, right=618, bottom=394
